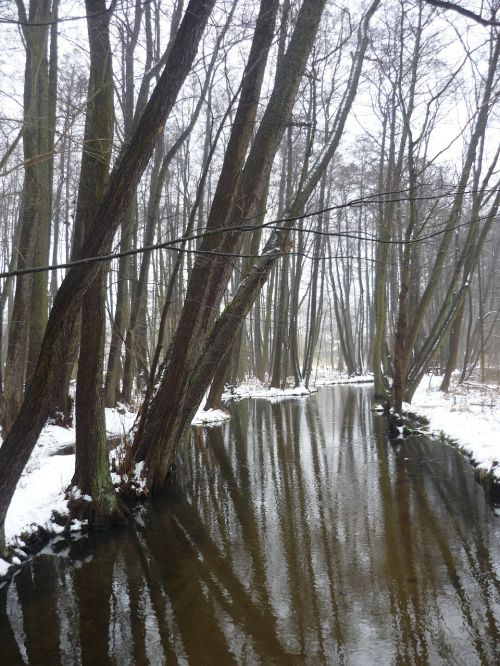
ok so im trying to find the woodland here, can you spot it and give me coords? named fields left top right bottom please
left=0, top=0, right=498, bottom=555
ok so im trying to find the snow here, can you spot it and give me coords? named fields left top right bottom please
left=69, top=519, right=88, bottom=532
left=0, top=557, right=10, bottom=577
left=222, top=379, right=312, bottom=401
left=0, top=406, right=136, bottom=562
left=0, top=399, right=229, bottom=566
left=405, top=375, right=500, bottom=481
left=126, top=460, right=148, bottom=495
left=221, top=373, right=374, bottom=402
left=1, top=373, right=498, bottom=576
left=105, top=404, right=137, bottom=436
left=191, top=406, right=231, bottom=425
left=313, top=370, right=374, bottom=386
left=5, top=455, right=73, bottom=542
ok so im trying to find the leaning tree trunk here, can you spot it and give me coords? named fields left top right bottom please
left=0, top=0, right=215, bottom=555
left=122, top=7, right=234, bottom=404
left=204, top=182, right=268, bottom=408
left=133, top=0, right=328, bottom=491
left=133, top=0, right=379, bottom=493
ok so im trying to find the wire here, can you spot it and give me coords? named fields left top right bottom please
left=0, top=185, right=497, bottom=280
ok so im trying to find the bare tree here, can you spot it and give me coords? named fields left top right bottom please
left=0, top=0, right=215, bottom=555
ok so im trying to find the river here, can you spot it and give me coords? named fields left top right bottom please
left=1, top=385, right=499, bottom=664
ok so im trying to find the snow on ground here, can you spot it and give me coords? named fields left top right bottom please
left=405, top=375, right=500, bottom=481
left=221, top=372, right=374, bottom=402
left=1, top=406, right=136, bottom=567
left=222, top=378, right=312, bottom=401
left=191, top=406, right=231, bottom=425
left=105, top=404, right=137, bottom=438
left=0, top=401, right=229, bottom=570
left=5, top=455, right=72, bottom=545
left=2, top=371, right=498, bottom=575
left=313, top=371, right=374, bottom=386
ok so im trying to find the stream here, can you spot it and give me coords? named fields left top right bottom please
left=1, top=385, right=499, bottom=665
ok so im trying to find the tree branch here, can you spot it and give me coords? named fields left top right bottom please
left=424, top=0, right=500, bottom=27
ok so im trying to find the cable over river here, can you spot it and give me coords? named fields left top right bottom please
left=1, top=385, right=499, bottom=664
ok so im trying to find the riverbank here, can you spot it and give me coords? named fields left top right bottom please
left=405, top=375, right=500, bottom=493
left=3, top=382, right=499, bottom=664
left=221, top=372, right=374, bottom=402
left=0, top=407, right=136, bottom=579
left=0, top=400, right=233, bottom=578
left=1, top=373, right=498, bottom=578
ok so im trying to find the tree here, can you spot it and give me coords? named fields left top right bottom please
left=68, top=0, right=124, bottom=527
left=2, top=0, right=56, bottom=432
left=392, top=32, right=500, bottom=412
left=132, top=0, right=380, bottom=491
left=0, top=0, right=215, bottom=555
left=368, top=3, right=500, bottom=411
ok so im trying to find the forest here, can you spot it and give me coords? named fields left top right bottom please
left=0, top=0, right=499, bottom=561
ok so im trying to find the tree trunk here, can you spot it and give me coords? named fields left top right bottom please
left=133, top=0, right=327, bottom=491
left=440, top=293, right=466, bottom=392
left=104, top=210, right=133, bottom=406
left=68, top=0, right=127, bottom=528
left=270, top=255, right=290, bottom=388
left=2, top=0, right=53, bottom=433
left=0, top=0, right=215, bottom=554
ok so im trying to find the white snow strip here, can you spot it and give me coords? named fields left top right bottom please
left=1, top=407, right=137, bottom=552
left=406, top=375, right=500, bottom=481
left=222, top=374, right=373, bottom=402
left=191, top=407, right=231, bottom=425
left=222, top=380, right=312, bottom=401
left=313, top=372, right=374, bottom=386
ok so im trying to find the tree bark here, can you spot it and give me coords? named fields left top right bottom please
left=0, top=0, right=215, bottom=555
left=134, top=0, right=328, bottom=490
left=2, top=0, right=53, bottom=433
left=68, top=0, right=127, bottom=528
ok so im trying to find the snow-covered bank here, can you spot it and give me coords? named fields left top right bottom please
left=221, top=373, right=373, bottom=402
left=0, top=403, right=232, bottom=577
left=314, top=371, right=374, bottom=386
left=193, top=374, right=373, bottom=419
left=0, top=407, right=136, bottom=571
left=191, top=406, right=231, bottom=425
left=222, top=379, right=312, bottom=401
left=405, top=375, right=500, bottom=483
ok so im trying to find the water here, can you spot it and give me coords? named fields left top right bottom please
left=1, top=385, right=499, bottom=665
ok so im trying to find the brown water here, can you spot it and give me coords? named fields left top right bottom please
left=1, top=385, right=500, bottom=665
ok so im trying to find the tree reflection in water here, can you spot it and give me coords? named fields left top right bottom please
left=1, top=385, right=500, bottom=664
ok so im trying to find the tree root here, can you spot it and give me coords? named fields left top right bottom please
left=66, top=491, right=130, bottom=531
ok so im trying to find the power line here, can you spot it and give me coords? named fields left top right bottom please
left=0, top=186, right=497, bottom=280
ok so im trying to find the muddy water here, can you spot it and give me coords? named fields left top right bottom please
left=1, top=385, right=500, bottom=665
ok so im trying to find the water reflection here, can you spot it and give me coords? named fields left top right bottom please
left=1, top=386, right=500, bottom=665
